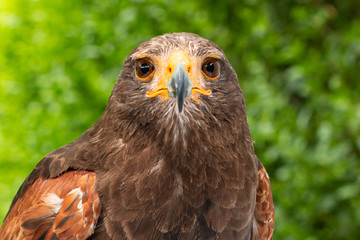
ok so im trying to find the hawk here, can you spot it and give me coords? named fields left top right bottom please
left=0, top=33, right=274, bottom=239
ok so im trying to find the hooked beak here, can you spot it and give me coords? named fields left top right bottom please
left=166, top=63, right=193, bottom=112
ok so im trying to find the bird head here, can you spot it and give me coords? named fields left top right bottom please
left=104, top=33, right=249, bottom=150
left=113, top=33, right=243, bottom=113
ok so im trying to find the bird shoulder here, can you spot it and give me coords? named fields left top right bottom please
left=0, top=170, right=101, bottom=240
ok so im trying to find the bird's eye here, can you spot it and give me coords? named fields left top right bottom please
left=135, top=59, right=155, bottom=80
left=201, top=58, right=220, bottom=80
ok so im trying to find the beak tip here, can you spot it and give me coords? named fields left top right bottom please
left=178, top=102, right=184, bottom=112
left=166, top=63, right=192, bottom=113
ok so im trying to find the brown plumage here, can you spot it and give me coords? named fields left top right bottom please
left=0, top=33, right=274, bottom=239
left=1, top=171, right=100, bottom=239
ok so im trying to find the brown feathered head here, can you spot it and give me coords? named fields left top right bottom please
left=100, top=33, right=253, bottom=160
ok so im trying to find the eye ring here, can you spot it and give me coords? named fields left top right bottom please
left=135, top=58, right=155, bottom=81
left=201, top=58, right=220, bottom=80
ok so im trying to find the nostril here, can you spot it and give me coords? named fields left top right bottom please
left=169, top=67, right=172, bottom=73
left=187, top=66, right=191, bottom=73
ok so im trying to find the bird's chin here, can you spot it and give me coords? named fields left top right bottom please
left=162, top=98, right=200, bottom=117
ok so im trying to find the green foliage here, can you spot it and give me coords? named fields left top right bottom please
left=0, top=0, right=359, bottom=239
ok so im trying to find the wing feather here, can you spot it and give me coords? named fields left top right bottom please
left=253, top=164, right=275, bottom=240
left=0, top=171, right=101, bottom=240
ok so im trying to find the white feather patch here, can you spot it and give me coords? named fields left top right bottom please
left=43, top=193, right=63, bottom=213
left=69, top=187, right=83, bottom=210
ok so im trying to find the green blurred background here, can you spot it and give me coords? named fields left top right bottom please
left=1, top=0, right=360, bottom=239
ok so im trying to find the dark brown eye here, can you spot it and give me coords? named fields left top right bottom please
left=201, top=58, right=220, bottom=80
left=135, top=59, right=155, bottom=80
